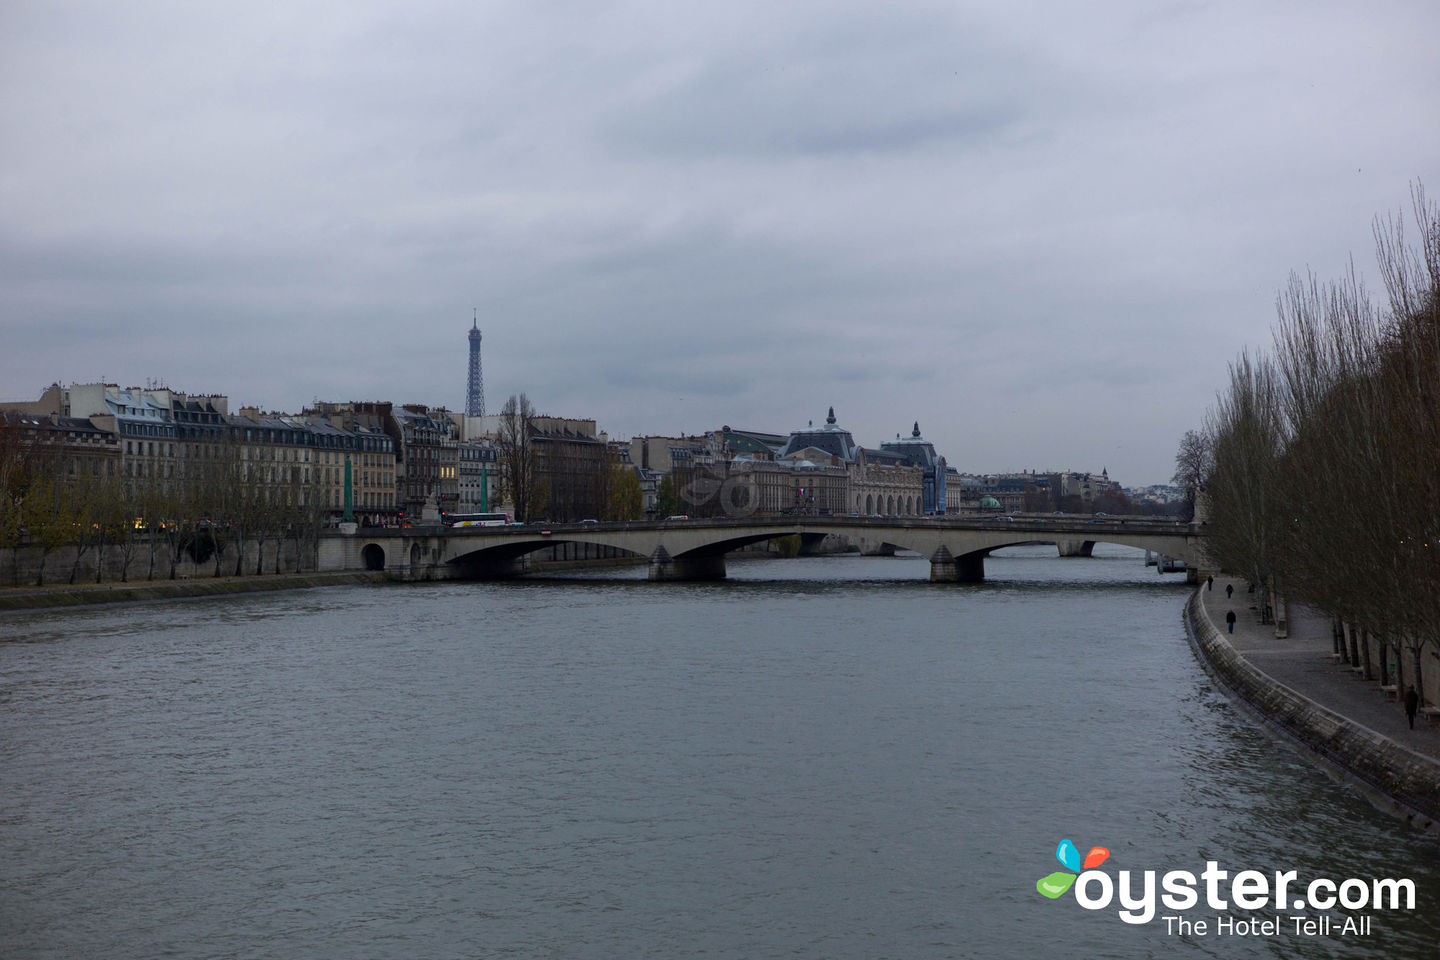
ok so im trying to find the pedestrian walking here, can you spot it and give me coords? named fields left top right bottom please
left=1225, top=610, right=1236, bottom=634
left=1207, top=575, right=1214, bottom=591
left=1225, top=583, right=1234, bottom=599
left=1405, top=687, right=1420, bottom=730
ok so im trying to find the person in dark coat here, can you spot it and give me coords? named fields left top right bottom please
left=1404, top=687, right=1420, bottom=729
left=1225, top=610, right=1237, bottom=634
left=1207, top=575, right=1214, bottom=591
left=1225, top=583, right=1234, bottom=599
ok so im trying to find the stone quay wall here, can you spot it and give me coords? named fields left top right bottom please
left=1184, top=590, right=1440, bottom=830
left=0, top=536, right=313, bottom=589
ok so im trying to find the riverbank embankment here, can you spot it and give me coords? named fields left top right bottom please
left=0, top=571, right=396, bottom=611
left=1185, top=577, right=1440, bottom=830
left=0, top=531, right=856, bottom=610
left=0, top=556, right=646, bottom=610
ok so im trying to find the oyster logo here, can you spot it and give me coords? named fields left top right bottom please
left=1033, top=838, right=1416, bottom=934
left=1036, top=838, right=1110, bottom=899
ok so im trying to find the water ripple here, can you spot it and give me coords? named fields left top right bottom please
left=2, top=552, right=1436, bottom=959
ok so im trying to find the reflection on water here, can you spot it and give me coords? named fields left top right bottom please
left=1, top=545, right=1435, bottom=959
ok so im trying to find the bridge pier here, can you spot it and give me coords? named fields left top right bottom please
left=648, top=547, right=727, bottom=582
left=857, top=537, right=897, bottom=557
left=1056, top=539, right=1095, bottom=558
left=929, top=546, right=985, bottom=583
left=798, top=532, right=852, bottom=556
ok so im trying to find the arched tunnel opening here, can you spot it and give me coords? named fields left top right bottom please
left=361, top=543, right=385, bottom=571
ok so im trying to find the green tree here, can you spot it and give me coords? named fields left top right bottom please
left=21, top=463, right=72, bottom=586
left=0, top=417, right=30, bottom=585
left=605, top=464, right=643, bottom=521
left=654, top=474, right=679, bottom=518
left=87, top=472, right=135, bottom=583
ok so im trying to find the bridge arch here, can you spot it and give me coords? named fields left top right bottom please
left=346, top=517, right=1202, bottom=585
left=445, top=530, right=812, bottom=582
left=447, top=538, right=647, bottom=567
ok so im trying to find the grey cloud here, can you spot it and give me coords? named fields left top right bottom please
left=607, top=66, right=1021, bottom=158
left=599, top=9, right=1048, bottom=159
left=3, top=1, right=1438, bottom=484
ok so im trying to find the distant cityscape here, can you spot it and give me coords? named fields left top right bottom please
left=1, top=320, right=1184, bottom=527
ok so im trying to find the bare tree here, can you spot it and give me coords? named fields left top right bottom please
left=1202, top=351, right=1285, bottom=619
left=1171, top=429, right=1212, bottom=521
left=496, top=394, right=544, bottom=522
left=1200, top=181, right=1439, bottom=702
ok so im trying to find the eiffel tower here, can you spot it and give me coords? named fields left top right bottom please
left=465, top=310, right=485, bottom=417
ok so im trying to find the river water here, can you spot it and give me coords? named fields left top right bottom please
left=2, top=545, right=1437, bottom=959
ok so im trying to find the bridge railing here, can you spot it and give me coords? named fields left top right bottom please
left=327, top=515, right=1200, bottom=538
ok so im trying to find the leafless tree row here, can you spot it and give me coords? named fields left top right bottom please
left=1193, top=183, right=1439, bottom=701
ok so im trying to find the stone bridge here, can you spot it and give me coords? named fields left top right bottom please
left=318, top=516, right=1207, bottom=584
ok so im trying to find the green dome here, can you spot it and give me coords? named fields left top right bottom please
left=978, top=495, right=1002, bottom=509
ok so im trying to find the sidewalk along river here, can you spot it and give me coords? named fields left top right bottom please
left=2, top=544, right=1436, bottom=959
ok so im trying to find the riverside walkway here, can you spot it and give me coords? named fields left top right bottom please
left=1194, top=576, right=1440, bottom=827
left=1200, top=577, right=1440, bottom=762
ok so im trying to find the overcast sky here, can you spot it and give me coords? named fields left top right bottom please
left=3, top=1, right=1437, bottom=484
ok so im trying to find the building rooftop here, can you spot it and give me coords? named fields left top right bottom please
left=880, top=422, right=942, bottom=469
left=777, top=407, right=858, bottom=462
